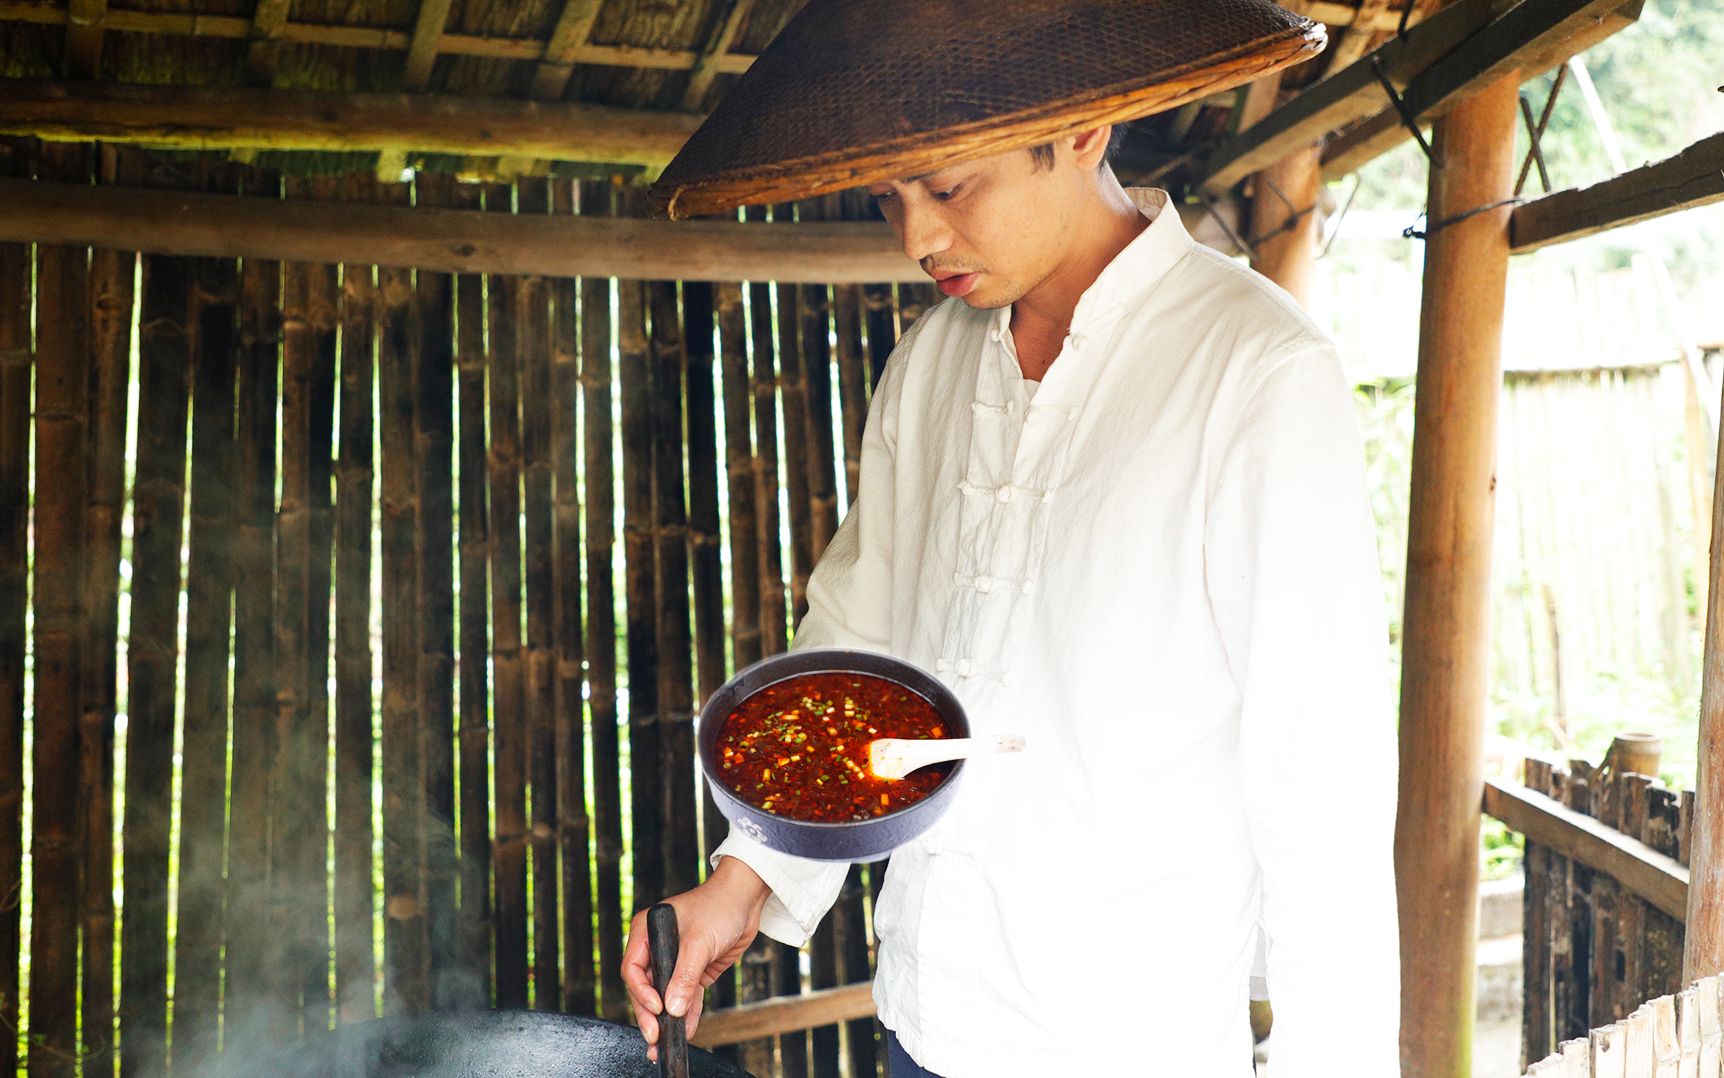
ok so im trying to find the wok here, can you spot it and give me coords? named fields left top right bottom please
left=207, top=1009, right=754, bottom=1078
left=210, top=907, right=750, bottom=1078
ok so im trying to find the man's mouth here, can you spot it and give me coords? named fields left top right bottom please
left=932, top=271, right=980, bottom=298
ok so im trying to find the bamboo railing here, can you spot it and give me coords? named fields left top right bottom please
left=1522, top=974, right=1724, bottom=1076
left=0, top=139, right=942, bottom=1078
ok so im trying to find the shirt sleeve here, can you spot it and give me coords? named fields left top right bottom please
left=709, top=341, right=911, bottom=948
left=1204, top=340, right=1402, bottom=1078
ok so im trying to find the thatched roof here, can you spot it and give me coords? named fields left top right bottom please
left=0, top=0, right=1431, bottom=187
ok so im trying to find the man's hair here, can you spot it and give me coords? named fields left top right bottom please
left=1028, top=125, right=1129, bottom=171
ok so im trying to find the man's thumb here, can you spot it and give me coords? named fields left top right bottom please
left=665, top=963, right=702, bottom=1018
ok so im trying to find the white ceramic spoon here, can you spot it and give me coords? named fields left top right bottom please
left=867, top=734, right=1026, bottom=780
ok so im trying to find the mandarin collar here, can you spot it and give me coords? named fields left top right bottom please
left=993, top=186, right=1195, bottom=341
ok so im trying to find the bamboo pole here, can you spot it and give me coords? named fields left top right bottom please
left=579, top=180, right=627, bottom=1024
left=776, top=261, right=814, bottom=627
left=515, top=177, right=562, bottom=1012
left=451, top=178, right=492, bottom=1009
left=1688, top=306, right=1724, bottom=981
left=225, top=195, right=281, bottom=1038
left=683, top=279, right=734, bottom=1037
left=550, top=178, right=594, bottom=1017
left=619, top=189, right=664, bottom=912
left=278, top=194, right=340, bottom=1031
left=1247, top=143, right=1323, bottom=306
left=378, top=179, right=429, bottom=1014
left=485, top=182, right=530, bottom=1009
left=412, top=173, right=459, bottom=1010
left=649, top=277, right=699, bottom=901
left=0, top=138, right=29, bottom=1074
left=749, top=207, right=807, bottom=1078
left=721, top=267, right=772, bottom=1077
left=77, top=146, right=137, bottom=1076
left=847, top=191, right=897, bottom=394
left=0, top=175, right=927, bottom=285
left=171, top=161, right=240, bottom=1072
left=334, top=185, right=379, bottom=1022
left=797, top=201, right=840, bottom=562
left=828, top=198, right=869, bottom=511
left=1395, top=71, right=1521, bottom=1078
left=29, top=140, right=89, bottom=1078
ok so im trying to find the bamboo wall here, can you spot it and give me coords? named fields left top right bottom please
left=0, top=141, right=937, bottom=1078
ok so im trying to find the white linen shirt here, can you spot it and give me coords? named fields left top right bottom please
left=710, top=188, right=1401, bottom=1077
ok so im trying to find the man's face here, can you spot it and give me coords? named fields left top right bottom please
left=866, top=142, right=1085, bottom=310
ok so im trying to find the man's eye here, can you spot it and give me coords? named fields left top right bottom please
left=933, top=186, right=960, bottom=201
left=871, top=190, right=896, bottom=204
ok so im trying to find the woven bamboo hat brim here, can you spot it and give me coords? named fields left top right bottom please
left=649, top=0, right=1325, bottom=220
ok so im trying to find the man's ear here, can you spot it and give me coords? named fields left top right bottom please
left=1069, top=125, right=1113, bottom=171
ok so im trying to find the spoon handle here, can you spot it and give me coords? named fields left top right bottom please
left=874, top=733, right=1025, bottom=778
left=648, top=903, right=690, bottom=1078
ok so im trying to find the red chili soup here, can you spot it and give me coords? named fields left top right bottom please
left=716, top=671, right=953, bottom=822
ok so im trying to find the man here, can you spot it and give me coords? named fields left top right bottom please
left=625, top=3, right=1401, bottom=1075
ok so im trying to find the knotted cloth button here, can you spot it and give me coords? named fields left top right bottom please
left=1020, top=579, right=1037, bottom=595
left=956, top=658, right=977, bottom=677
left=935, top=657, right=954, bottom=673
left=994, top=485, right=1014, bottom=504
left=1068, top=332, right=1089, bottom=351
left=974, top=575, right=994, bottom=593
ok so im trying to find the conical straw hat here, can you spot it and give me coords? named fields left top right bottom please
left=650, top=0, right=1325, bottom=219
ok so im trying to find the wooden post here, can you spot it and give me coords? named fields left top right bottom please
left=1246, top=142, right=1323, bottom=306
left=0, top=139, right=29, bottom=1075
left=31, top=141, right=90, bottom=1078
left=173, top=162, right=240, bottom=1071
left=122, top=174, right=192, bottom=1077
left=1686, top=303, right=1724, bottom=984
left=79, top=146, right=137, bottom=1076
left=412, top=173, right=460, bottom=1011
left=485, top=182, right=530, bottom=1010
left=516, top=178, right=562, bottom=1012
left=226, top=205, right=281, bottom=1039
left=335, top=203, right=379, bottom=1022
left=579, top=181, right=626, bottom=1023
left=1395, top=70, right=1521, bottom=1078
left=378, top=182, right=429, bottom=1013
left=452, top=178, right=493, bottom=1010
left=550, top=178, right=594, bottom=1016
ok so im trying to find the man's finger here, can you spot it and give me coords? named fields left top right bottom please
left=663, top=946, right=708, bottom=1019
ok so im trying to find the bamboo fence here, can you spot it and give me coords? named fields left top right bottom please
left=0, top=141, right=944, bottom=1078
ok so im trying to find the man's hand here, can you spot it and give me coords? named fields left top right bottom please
left=622, top=856, right=773, bottom=1063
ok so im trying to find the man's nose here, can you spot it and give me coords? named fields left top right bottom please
left=897, top=200, right=952, bottom=265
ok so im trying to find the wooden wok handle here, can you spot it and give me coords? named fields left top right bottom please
left=647, top=903, right=690, bottom=1078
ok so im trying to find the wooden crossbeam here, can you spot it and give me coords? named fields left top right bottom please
left=402, top=0, right=456, bottom=92
left=0, top=79, right=700, bottom=168
left=1484, top=779, right=1689, bottom=920
left=528, top=0, right=605, bottom=101
left=1319, top=0, right=1642, bottom=179
left=244, top=0, right=293, bottom=85
left=1324, top=0, right=1395, bottom=70
left=691, top=982, right=876, bottom=1048
left=63, top=0, right=105, bottom=77
left=680, top=0, right=755, bottom=112
left=0, top=176, right=928, bottom=283
left=1197, top=0, right=1503, bottom=193
left=1509, top=131, right=1724, bottom=252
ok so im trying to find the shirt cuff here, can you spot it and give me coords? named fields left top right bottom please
left=710, top=830, right=849, bottom=948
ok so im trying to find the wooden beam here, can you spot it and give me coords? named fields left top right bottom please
left=1690, top=253, right=1724, bottom=980
left=528, top=0, right=604, bottom=101
left=1484, top=780, right=1689, bottom=921
left=1198, top=0, right=1504, bottom=192
left=1509, top=131, right=1724, bottom=252
left=63, top=0, right=105, bottom=78
left=1395, top=70, right=1519, bottom=1078
left=692, top=982, right=875, bottom=1049
left=244, top=0, right=293, bottom=85
left=401, top=0, right=456, bottom=92
left=1320, top=0, right=1642, bottom=178
left=0, top=176, right=926, bottom=283
left=0, top=79, right=699, bottom=168
left=680, top=0, right=755, bottom=112
left=1325, top=0, right=1394, bottom=71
